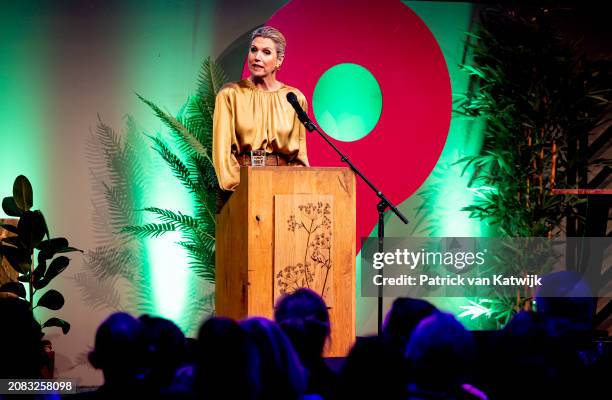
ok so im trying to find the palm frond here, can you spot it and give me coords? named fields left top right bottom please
left=103, top=182, right=137, bottom=230
left=84, top=245, right=136, bottom=281
left=72, top=272, right=122, bottom=311
left=127, top=291, right=156, bottom=316
left=182, top=106, right=210, bottom=151
left=179, top=290, right=215, bottom=333
left=119, top=270, right=155, bottom=314
left=186, top=98, right=214, bottom=152
left=177, top=238, right=215, bottom=260
left=196, top=56, right=228, bottom=110
left=141, top=207, right=215, bottom=242
left=148, top=136, right=217, bottom=222
left=148, top=136, right=197, bottom=188
left=88, top=116, right=156, bottom=314
left=122, top=222, right=176, bottom=238
left=94, top=116, right=122, bottom=158
left=193, top=57, right=227, bottom=154
left=123, top=116, right=152, bottom=198
left=136, top=93, right=212, bottom=165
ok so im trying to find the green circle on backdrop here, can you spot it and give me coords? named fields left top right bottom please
left=312, top=63, right=382, bottom=142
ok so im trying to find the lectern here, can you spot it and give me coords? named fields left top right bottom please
left=216, top=167, right=356, bottom=356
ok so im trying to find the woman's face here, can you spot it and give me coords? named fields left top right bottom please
left=248, top=36, right=283, bottom=79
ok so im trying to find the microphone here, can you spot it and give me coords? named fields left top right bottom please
left=286, top=92, right=313, bottom=129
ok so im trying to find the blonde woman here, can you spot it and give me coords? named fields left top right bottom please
left=213, top=26, right=309, bottom=192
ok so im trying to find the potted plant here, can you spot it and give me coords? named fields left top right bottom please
left=0, top=175, right=82, bottom=335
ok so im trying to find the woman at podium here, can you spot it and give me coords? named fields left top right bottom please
left=212, top=26, right=310, bottom=192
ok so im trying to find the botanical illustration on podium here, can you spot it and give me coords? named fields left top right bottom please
left=274, top=196, right=334, bottom=305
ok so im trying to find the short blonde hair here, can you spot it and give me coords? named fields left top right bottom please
left=250, top=26, right=286, bottom=58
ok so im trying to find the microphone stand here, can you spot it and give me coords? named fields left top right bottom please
left=300, top=119, right=409, bottom=335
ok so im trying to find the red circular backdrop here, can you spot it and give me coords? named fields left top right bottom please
left=243, top=0, right=451, bottom=244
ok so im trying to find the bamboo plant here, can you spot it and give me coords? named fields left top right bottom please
left=454, top=6, right=610, bottom=325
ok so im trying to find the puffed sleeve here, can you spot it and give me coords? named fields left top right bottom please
left=212, top=87, right=240, bottom=191
left=294, top=92, right=310, bottom=167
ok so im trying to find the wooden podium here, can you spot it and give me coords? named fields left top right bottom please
left=216, top=167, right=356, bottom=356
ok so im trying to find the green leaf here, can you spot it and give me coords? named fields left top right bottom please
left=122, top=222, right=176, bottom=238
left=44, top=256, right=70, bottom=283
left=36, top=289, right=65, bottom=310
left=36, top=239, right=81, bottom=264
left=0, top=281, right=26, bottom=298
left=2, top=197, right=23, bottom=217
left=143, top=207, right=214, bottom=239
left=42, top=317, right=70, bottom=334
left=17, top=211, right=47, bottom=250
left=12, top=175, right=33, bottom=211
left=85, top=245, right=135, bottom=281
left=34, top=256, right=70, bottom=290
left=53, top=246, right=83, bottom=254
left=32, top=258, right=47, bottom=285
left=37, top=237, right=68, bottom=252
left=1, top=223, right=18, bottom=234
left=72, top=272, right=122, bottom=311
left=33, top=278, right=48, bottom=290
left=136, top=93, right=211, bottom=160
left=196, top=56, right=228, bottom=102
left=39, top=210, right=50, bottom=240
left=146, top=137, right=216, bottom=221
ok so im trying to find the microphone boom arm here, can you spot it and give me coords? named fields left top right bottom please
left=286, top=92, right=408, bottom=224
left=286, top=91, right=409, bottom=336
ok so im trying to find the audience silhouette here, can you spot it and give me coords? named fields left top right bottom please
left=79, top=312, right=147, bottom=398
left=138, top=315, right=189, bottom=397
left=1, top=291, right=609, bottom=400
left=196, top=316, right=261, bottom=400
left=406, top=312, right=486, bottom=400
left=275, top=288, right=337, bottom=399
left=240, top=317, right=308, bottom=400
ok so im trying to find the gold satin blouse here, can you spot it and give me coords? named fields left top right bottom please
left=212, top=79, right=309, bottom=191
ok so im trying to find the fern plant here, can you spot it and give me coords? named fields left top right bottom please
left=81, top=115, right=155, bottom=314
left=122, top=56, right=227, bottom=284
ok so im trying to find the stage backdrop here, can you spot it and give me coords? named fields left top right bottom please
left=0, top=0, right=486, bottom=386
